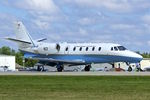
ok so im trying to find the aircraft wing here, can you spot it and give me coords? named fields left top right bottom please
left=31, top=57, right=86, bottom=65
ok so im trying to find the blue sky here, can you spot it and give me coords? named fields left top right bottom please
left=0, top=0, right=150, bottom=52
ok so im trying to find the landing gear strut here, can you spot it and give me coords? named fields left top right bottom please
left=84, top=65, right=91, bottom=71
left=127, top=65, right=132, bottom=72
left=37, top=65, right=44, bottom=71
left=109, top=63, right=115, bottom=68
left=126, top=62, right=132, bottom=72
left=56, top=65, right=64, bottom=72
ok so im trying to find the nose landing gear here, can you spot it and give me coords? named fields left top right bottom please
left=126, top=62, right=132, bottom=72
left=127, top=65, right=132, bottom=72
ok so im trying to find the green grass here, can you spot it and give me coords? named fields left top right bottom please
left=0, top=76, right=150, bottom=100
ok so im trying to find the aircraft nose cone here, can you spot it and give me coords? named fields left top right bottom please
left=126, top=51, right=143, bottom=62
left=134, top=53, right=143, bottom=62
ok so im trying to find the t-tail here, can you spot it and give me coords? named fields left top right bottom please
left=6, top=21, right=36, bottom=49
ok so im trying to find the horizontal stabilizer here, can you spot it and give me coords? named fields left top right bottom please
left=5, top=37, right=31, bottom=44
left=37, top=38, right=47, bottom=42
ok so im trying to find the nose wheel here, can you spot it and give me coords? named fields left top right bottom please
left=127, top=65, right=132, bottom=72
left=126, top=62, right=133, bottom=72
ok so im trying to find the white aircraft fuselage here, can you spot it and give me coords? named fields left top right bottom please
left=6, top=21, right=143, bottom=71
left=22, top=42, right=142, bottom=64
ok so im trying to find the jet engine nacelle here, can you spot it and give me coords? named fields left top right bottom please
left=35, top=43, right=60, bottom=55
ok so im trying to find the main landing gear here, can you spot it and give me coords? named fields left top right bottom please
left=84, top=65, right=91, bottom=71
left=56, top=64, right=64, bottom=72
left=37, top=65, right=45, bottom=71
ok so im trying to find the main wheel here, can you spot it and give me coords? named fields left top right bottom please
left=37, top=65, right=44, bottom=71
left=84, top=65, right=91, bottom=71
left=57, top=65, right=64, bottom=72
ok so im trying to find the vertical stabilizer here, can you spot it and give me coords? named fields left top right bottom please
left=14, top=21, right=36, bottom=48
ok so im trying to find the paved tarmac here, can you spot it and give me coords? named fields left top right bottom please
left=0, top=71, right=150, bottom=76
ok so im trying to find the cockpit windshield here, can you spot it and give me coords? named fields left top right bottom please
left=117, top=46, right=127, bottom=51
left=111, top=46, right=127, bottom=51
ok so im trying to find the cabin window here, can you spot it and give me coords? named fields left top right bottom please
left=92, top=47, right=95, bottom=51
left=114, top=47, right=118, bottom=51
left=43, top=47, right=48, bottom=51
left=79, top=47, right=82, bottom=51
left=65, top=47, right=68, bottom=51
left=73, top=47, right=76, bottom=51
left=86, top=47, right=88, bottom=51
left=98, top=47, right=101, bottom=51
left=111, top=47, right=113, bottom=51
left=56, top=44, right=60, bottom=51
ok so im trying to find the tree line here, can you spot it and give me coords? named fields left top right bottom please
left=0, top=46, right=38, bottom=67
left=141, top=52, right=150, bottom=58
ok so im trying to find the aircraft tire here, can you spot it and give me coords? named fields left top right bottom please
left=57, top=65, right=64, bottom=72
left=84, top=65, right=91, bottom=71
left=37, top=65, right=44, bottom=71
left=128, top=66, right=132, bottom=72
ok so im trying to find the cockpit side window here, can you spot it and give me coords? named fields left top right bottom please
left=114, top=47, right=118, bottom=51
left=117, top=46, right=127, bottom=51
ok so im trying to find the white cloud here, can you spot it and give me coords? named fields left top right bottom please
left=15, top=0, right=59, bottom=13
left=1, top=0, right=150, bottom=51
left=64, top=0, right=150, bottom=13
left=69, top=0, right=132, bottom=13
left=78, top=18, right=95, bottom=25
left=62, top=28, right=88, bottom=37
left=100, top=0, right=131, bottom=12
left=147, top=41, right=150, bottom=46
left=141, top=15, right=150, bottom=34
left=32, top=19, right=50, bottom=29
left=109, top=23, right=148, bottom=35
left=91, top=35, right=113, bottom=43
left=142, top=14, right=150, bottom=24
left=79, top=28, right=88, bottom=36
left=9, top=0, right=65, bottom=31
left=0, top=13, right=17, bottom=33
left=110, top=24, right=135, bottom=30
left=31, top=15, right=63, bottom=30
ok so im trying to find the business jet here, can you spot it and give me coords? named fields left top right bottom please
left=6, top=21, right=143, bottom=72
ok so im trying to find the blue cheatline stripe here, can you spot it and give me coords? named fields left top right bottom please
left=24, top=52, right=142, bottom=63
